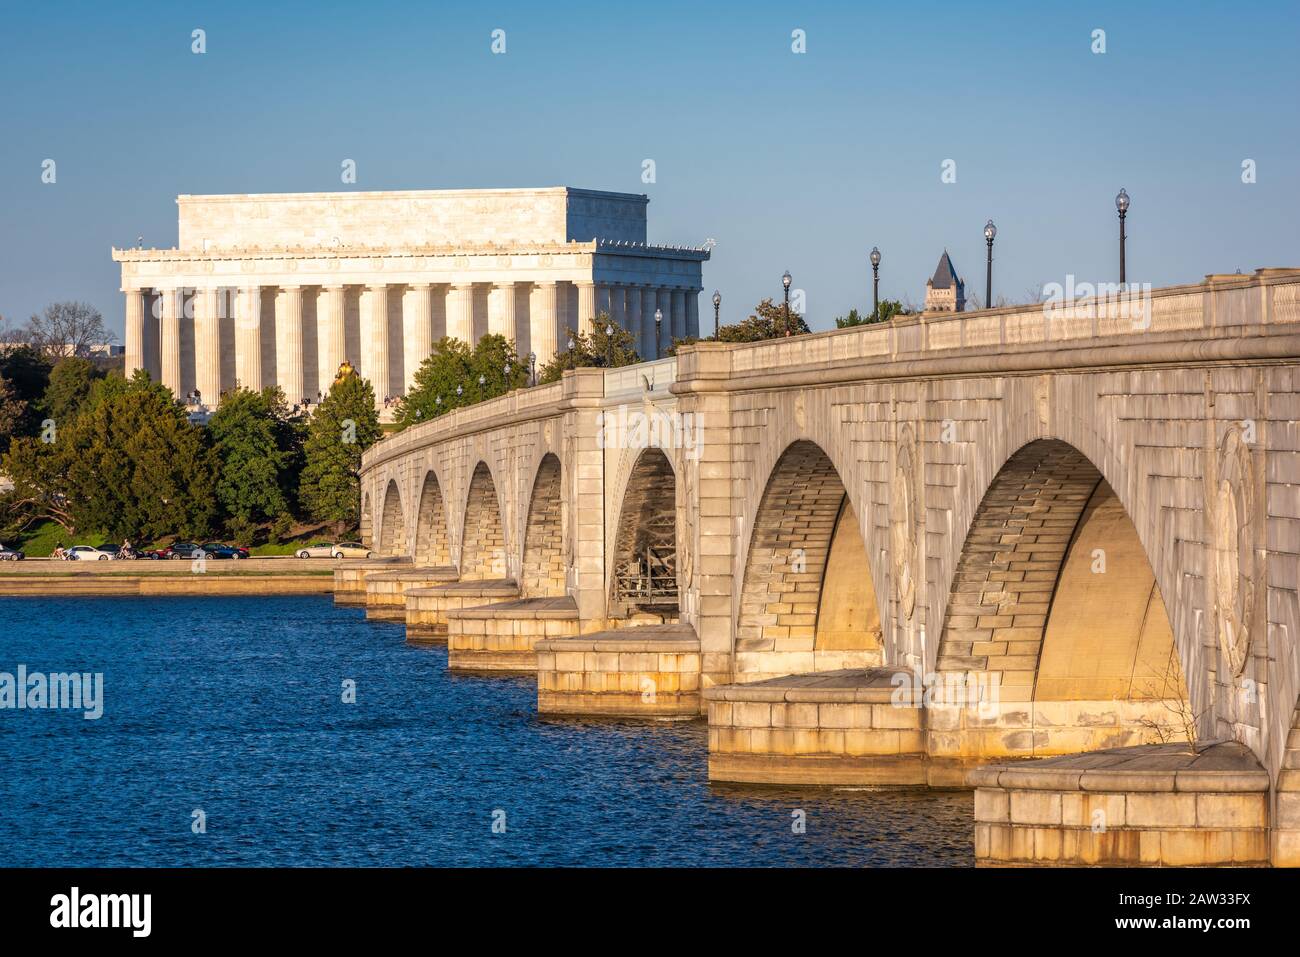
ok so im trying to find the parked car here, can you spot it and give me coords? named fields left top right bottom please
left=294, top=541, right=374, bottom=559
left=330, top=542, right=374, bottom=559
left=0, top=543, right=24, bottom=561
left=161, top=542, right=204, bottom=560
left=198, top=543, right=250, bottom=560
left=65, top=545, right=118, bottom=561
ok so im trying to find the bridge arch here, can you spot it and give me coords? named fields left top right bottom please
left=609, top=446, right=680, bottom=617
left=734, top=439, right=882, bottom=681
left=936, top=438, right=1189, bottom=717
left=522, top=453, right=565, bottom=597
left=459, top=461, right=506, bottom=580
left=414, top=468, right=452, bottom=567
left=378, top=479, right=407, bottom=557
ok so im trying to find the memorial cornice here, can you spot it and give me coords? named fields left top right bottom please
left=112, top=238, right=711, bottom=263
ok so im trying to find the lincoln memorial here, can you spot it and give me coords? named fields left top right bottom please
left=113, top=187, right=710, bottom=405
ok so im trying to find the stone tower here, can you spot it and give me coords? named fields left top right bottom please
left=924, top=250, right=965, bottom=313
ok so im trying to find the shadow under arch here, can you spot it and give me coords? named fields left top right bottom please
left=459, top=461, right=505, bottom=580
left=522, top=453, right=565, bottom=597
left=609, top=447, right=679, bottom=616
left=733, top=439, right=882, bottom=681
left=936, top=438, right=1188, bottom=714
left=378, top=479, right=407, bottom=557
left=414, top=469, right=452, bottom=567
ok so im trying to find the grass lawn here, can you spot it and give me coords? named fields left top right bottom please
left=8, top=518, right=357, bottom=558
left=9, top=520, right=108, bottom=558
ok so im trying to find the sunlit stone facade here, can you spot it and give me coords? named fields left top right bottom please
left=114, top=187, right=709, bottom=406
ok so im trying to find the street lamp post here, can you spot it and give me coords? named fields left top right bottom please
left=567, top=336, right=576, bottom=371
left=1116, top=188, right=1130, bottom=285
left=654, top=308, right=663, bottom=359
left=782, top=270, right=792, bottom=337
left=711, top=290, right=721, bottom=340
left=528, top=351, right=537, bottom=386
left=605, top=322, right=614, bottom=367
left=983, top=220, right=997, bottom=308
left=869, top=246, right=881, bottom=320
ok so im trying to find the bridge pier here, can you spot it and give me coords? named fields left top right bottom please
left=446, top=596, right=582, bottom=672
left=363, top=566, right=459, bottom=620
left=536, top=623, right=702, bottom=718
left=333, top=558, right=410, bottom=606
left=972, top=742, right=1270, bottom=866
left=405, top=580, right=519, bottom=644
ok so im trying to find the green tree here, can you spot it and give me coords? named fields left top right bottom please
left=716, top=297, right=812, bottom=342
left=394, top=334, right=528, bottom=428
left=0, top=345, right=51, bottom=446
left=0, top=375, right=26, bottom=452
left=835, top=300, right=906, bottom=327
left=538, top=313, right=641, bottom=384
left=299, top=372, right=381, bottom=534
left=2, top=370, right=218, bottom=540
left=207, top=388, right=291, bottom=530
left=41, top=356, right=103, bottom=423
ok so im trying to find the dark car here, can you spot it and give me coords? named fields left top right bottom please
left=0, top=544, right=24, bottom=561
left=161, top=542, right=204, bottom=560
left=198, top=543, right=250, bottom=560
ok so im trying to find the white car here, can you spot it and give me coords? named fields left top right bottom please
left=65, top=545, right=117, bottom=561
left=295, top=542, right=373, bottom=559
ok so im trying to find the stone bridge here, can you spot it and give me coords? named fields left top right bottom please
left=352, top=268, right=1300, bottom=866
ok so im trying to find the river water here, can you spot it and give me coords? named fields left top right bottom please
left=0, top=596, right=972, bottom=866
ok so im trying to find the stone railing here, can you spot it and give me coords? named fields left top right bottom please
left=722, top=268, right=1300, bottom=378
left=363, top=269, right=1300, bottom=468
left=603, top=357, right=676, bottom=400
left=362, top=382, right=562, bottom=470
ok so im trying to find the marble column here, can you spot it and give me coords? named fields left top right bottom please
left=530, top=281, right=559, bottom=367
left=625, top=285, right=642, bottom=357
left=319, top=285, right=345, bottom=392
left=124, top=288, right=144, bottom=378
left=685, top=289, right=700, bottom=339
left=194, top=286, right=221, bottom=405
left=672, top=289, right=687, bottom=340
left=275, top=286, right=304, bottom=405
left=236, top=286, right=262, bottom=392
left=361, top=284, right=389, bottom=401
left=576, top=280, right=597, bottom=335
left=160, top=287, right=182, bottom=396
left=637, top=287, right=656, bottom=359
left=447, top=283, right=474, bottom=344
left=596, top=284, right=612, bottom=323
left=403, top=283, right=433, bottom=391
left=489, top=282, right=517, bottom=341
left=657, top=289, right=675, bottom=349
left=608, top=285, right=627, bottom=333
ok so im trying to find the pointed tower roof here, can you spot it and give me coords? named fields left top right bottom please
left=930, top=250, right=960, bottom=289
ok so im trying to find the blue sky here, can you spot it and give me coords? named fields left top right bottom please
left=1, top=0, right=1297, bottom=339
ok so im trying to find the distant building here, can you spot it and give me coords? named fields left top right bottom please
left=112, top=186, right=710, bottom=409
left=924, top=250, right=965, bottom=313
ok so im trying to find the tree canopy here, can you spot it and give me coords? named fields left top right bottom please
left=207, top=387, right=296, bottom=530
left=298, top=372, right=381, bottom=533
left=834, top=299, right=907, bottom=327
left=394, top=334, right=529, bottom=428
left=537, top=313, right=641, bottom=384
left=2, top=370, right=218, bottom=540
